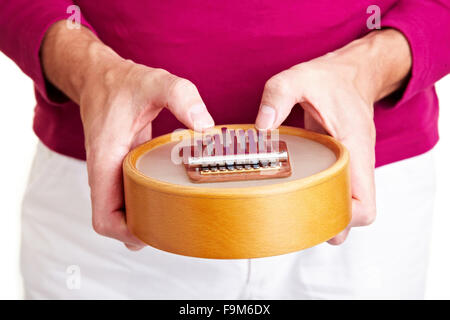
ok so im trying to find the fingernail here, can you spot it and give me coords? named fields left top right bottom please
left=125, top=243, right=144, bottom=251
left=256, top=105, right=276, bottom=130
left=189, top=103, right=214, bottom=131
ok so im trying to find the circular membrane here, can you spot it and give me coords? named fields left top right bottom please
left=136, top=134, right=336, bottom=189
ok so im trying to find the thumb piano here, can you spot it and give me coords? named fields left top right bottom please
left=123, top=125, right=351, bottom=259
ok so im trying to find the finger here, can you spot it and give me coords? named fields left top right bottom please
left=88, top=149, right=146, bottom=248
left=87, top=112, right=151, bottom=249
left=158, top=73, right=215, bottom=131
left=305, top=106, right=355, bottom=246
left=328, top=184, right=376, bottom=245
left=255, top=70, right=299, bottom=130
left=303, top=97, right=376, bottom=244
left=93, top=207, right=146, bottom=248
left=130, top=123, right=152, bottom=150
left=125, top=243, right=145, bottom=251
left=327, top=227, right=351, bottom=245
left=325, top=123, right=376, bottom=247
left=327, top=192, right=368, bottom=245
left=342, top=135, right=377, bottom=228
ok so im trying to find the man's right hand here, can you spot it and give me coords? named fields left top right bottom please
left=41, top=20, right=214, bottom=250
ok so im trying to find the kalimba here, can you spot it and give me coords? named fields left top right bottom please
left=123, top=125, right=351, bottom=259
left=180, top=127, right=292, bottom=183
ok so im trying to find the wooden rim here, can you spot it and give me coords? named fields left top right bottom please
left=123, top=125, right=349, bottom=198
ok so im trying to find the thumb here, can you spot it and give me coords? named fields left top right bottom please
left=255, top=72, right=298, bottom=130
left=303, top=109, right=328, bottom=135
left=163, top=76, right=215, bottom=132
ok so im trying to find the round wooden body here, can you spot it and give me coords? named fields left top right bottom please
left=123, top=125, right=351, bottom=259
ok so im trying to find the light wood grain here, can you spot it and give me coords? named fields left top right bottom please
left=123, top=125, right=351, bottom=259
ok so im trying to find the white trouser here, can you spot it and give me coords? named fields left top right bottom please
left=21, top=142, right=436, bottom=299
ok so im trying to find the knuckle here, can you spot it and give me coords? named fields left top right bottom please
left=168, top=77, right=196, bottom=102
left=359, top=210, right=376, bottom=226
left=151, top=67, right=168, bottom=75
left=141, top=67, right=169, bottom=88
left=291, top=63, right=318, bottom=81
left=150, top=67, right=170, bottom=80
left=264, top=74, right=291, bottom=97
left=329, top=235, right=346, bottom=246
left=92, top=217, right=107, bottom=236
left=104, top=59, right=135, bottom=85
left=103, top=68, right=116, bottom=88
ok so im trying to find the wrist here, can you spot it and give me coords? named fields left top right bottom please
left=41, top=20, right=124, bottom=104
left=369, top=28, right=412, bottom=101
left=333, top=29, right=411, bottom=103
left=80, top=40, right=128, bottom=96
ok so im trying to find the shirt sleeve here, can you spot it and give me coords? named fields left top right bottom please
left=0, top=1, right=96, bottom=103
left=381, top=0, right=450, bottom=105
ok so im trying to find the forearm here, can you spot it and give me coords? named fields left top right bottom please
left=40, top=20, right=123, bottom=104
left=41, top=24, right=213, bottom=250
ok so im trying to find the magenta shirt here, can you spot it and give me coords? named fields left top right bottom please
left=1, top=1, right=449, bottom=167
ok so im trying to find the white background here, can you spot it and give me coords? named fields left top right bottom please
left=0, top=51, right=449, bottom=300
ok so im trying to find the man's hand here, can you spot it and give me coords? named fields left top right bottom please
left=41, top=21, right=214, bottom=250
left=255, top=29, right=412, bottom=244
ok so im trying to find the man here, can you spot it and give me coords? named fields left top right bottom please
left=1, top=1, right=449, bottom=299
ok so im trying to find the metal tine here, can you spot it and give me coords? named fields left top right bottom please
left=247, top=129, right=258, bottom=164
left=234, top=131, right=243, bottom=169
left=213, top=134, right=223, bottom=156
left=234, top=129, right=246, bottom=166
left=266, top=130, right=272, bottom=153
left=247, top=129, right=257, bottom=154
left=268, top=129, right=282, bottom=166
left=233, top=133, right=239, bottom=155
left=228, top=129, right=236, bottom=154
left=193, top=139, right=202, bottom=158
left=221, top=127, right=228, bottom=155
left=222, top=128, right=234, bottom=155
left=203, top=135, right=214, bottom=157
left=213, top=133, right=223, bottom=166
left=224, top=129, right=236, bottom=166
left=258, top=130, right=271, bottom=167
left=257, top=130, right=267, bottom=154
left=237, top=129, right=246, bottom=154
left=270, top=129, right=280, bottom=153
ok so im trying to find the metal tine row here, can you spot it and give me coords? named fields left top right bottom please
left=185, top=128, right=282, bottom=172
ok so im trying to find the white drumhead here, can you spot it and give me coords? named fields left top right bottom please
left=136, top=134, right=336, bottom=188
